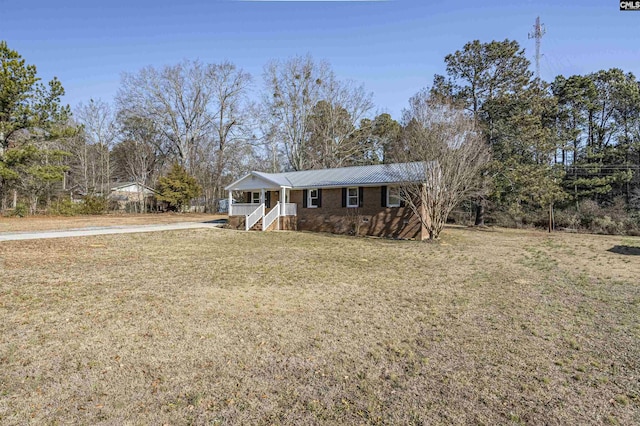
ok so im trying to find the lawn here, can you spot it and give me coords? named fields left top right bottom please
left=0, top=213, right=224, bottom=233
left=0, top=227, right=638, bottom=425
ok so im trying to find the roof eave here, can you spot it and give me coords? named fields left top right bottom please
left=224, top=173, right=251, bottom=191
left=225, top=172, right=292, bottom=191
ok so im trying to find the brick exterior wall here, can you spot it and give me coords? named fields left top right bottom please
left=293, top=187, right=424, bottom=239
left=227, top=215, right=245, bottom=230
left=230, top=187, right=425, bottom=239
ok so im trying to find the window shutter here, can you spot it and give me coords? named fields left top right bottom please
left=317, top=188, right=322, bottom=208
left=381, top=186, right=387, bottom=207
left=341, top=188, right=347, bottom=207
left=266, top=191, right=271, bottom=208
left=399, top=189, right=406, bottom=207
left=303, top=189, right=308, bottom=208
left=246, top=192, right=251, bottom=203
left=400, top=199, right=406, bottom=207
left=359, top=187, right=364, bottom=208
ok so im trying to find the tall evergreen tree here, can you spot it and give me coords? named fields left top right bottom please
left=434, top=39, right=533, bottom=224
left=156, top=163, right=202, bottom=212
left=0, top=41, right=71, bottom=212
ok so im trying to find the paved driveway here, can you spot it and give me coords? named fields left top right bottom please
left=0, top=221, right=223, bottom=242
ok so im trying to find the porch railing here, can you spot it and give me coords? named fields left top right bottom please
left=263, top=202, right=280, bottom=231
left=246, top=204, right=265, bottom=231
left=282, top=203, right=297, bottom=216
left=229, top=198, right=296, bottom=231
left=230, top=203, right=258, bottom=217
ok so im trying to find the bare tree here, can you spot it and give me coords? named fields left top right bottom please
left=63, top=123, right=90, bottom=194
left=63, top=119, right=100, bottom=195
left=392, top=90, right=490, bottom=240
left=262, top=55, right=329, bottom=171
left=117, top=60, right=215, bottom=172
left=74, top=99, right=116, bottom=194
left=207, top=62, right=251, bottom=201
left=262, top=55, right=375, bottom=171
left=306, top=77, right=374, bottom=168
left=117, top=60, right=252, bottom=210
left=248, top=100, right=287, bottom=173
left=113, top=115, right=164, bottom=212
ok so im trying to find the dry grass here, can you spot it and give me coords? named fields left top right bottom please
left=0, top=213, right=225, bottom=233
left=0, top=226, right=638, bottom=425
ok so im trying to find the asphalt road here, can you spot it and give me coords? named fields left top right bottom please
left=0, top=222, right=223, bottom=242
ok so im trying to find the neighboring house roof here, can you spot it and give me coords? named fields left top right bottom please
left=110, top=182, right=158, bottom=194
left=226, top=162, right=431, bottom=191
left=66, top=184, right=88, bottom=196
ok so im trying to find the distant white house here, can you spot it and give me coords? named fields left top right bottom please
left=109, top=182, right=157, bottom=212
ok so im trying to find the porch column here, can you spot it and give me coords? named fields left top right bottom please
left=280, top=186, right=286, bottom=215
left=228, top=190, right=233, bottom=216
left=260, top=188, right=265, bottom=205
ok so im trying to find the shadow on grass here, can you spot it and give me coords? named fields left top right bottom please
left=200, top=219, right=229, bottom=226
left=607, top=245, right=640, bottom=256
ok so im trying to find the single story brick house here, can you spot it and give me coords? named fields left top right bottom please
left=225, top=162, right=430, bottom=240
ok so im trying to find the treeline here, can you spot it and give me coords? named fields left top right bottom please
left=430, top=40, right=639, bottom=234
left=0, top=40, right=639, bottom=234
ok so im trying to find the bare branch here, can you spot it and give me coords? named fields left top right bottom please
left=391, top=91, right=490, bottom=240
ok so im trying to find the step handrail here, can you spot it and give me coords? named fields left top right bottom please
left=246, top=203, right=265, bottom=231
left=262, top=202, right=280, bottom=231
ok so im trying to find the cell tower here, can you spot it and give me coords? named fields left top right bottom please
left=528, top=16, right=546, bottom=80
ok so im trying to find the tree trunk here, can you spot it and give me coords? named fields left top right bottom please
left=30, top=196, right=38, bottom=215
left=474, top=201, right=485, bottom=226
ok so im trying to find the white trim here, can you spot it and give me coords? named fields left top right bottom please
left=347, top=187, right=359, bottom=208
left=225, top=172, right=291, bottom=191
left=307, top=188, right=319, bottom=208
left=387, top=185, right=401, bottom=208
left=279, top=187, right=286, bottom=216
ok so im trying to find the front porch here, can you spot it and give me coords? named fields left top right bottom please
left=226, top=182, right=298, bottom=231
left=228, top=201, right=298, bottom=231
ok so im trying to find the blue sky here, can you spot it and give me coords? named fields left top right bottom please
left=3, top=0, right=639, bottom=119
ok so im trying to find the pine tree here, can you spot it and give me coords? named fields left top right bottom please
left=156, top=163, right=202, bottom=212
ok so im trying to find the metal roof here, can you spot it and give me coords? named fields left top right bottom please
left=226, top=162, right=430, bottom=191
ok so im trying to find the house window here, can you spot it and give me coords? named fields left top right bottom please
left=347, top=187, right=359, bottom=208
left=308, top=189, right=319, bottom=208
left=251, top=192, right=260, bottom=204
left=387, top=186, right=401, bottom=207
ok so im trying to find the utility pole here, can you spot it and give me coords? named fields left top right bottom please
left=528, top=16, right=546, bottom=80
